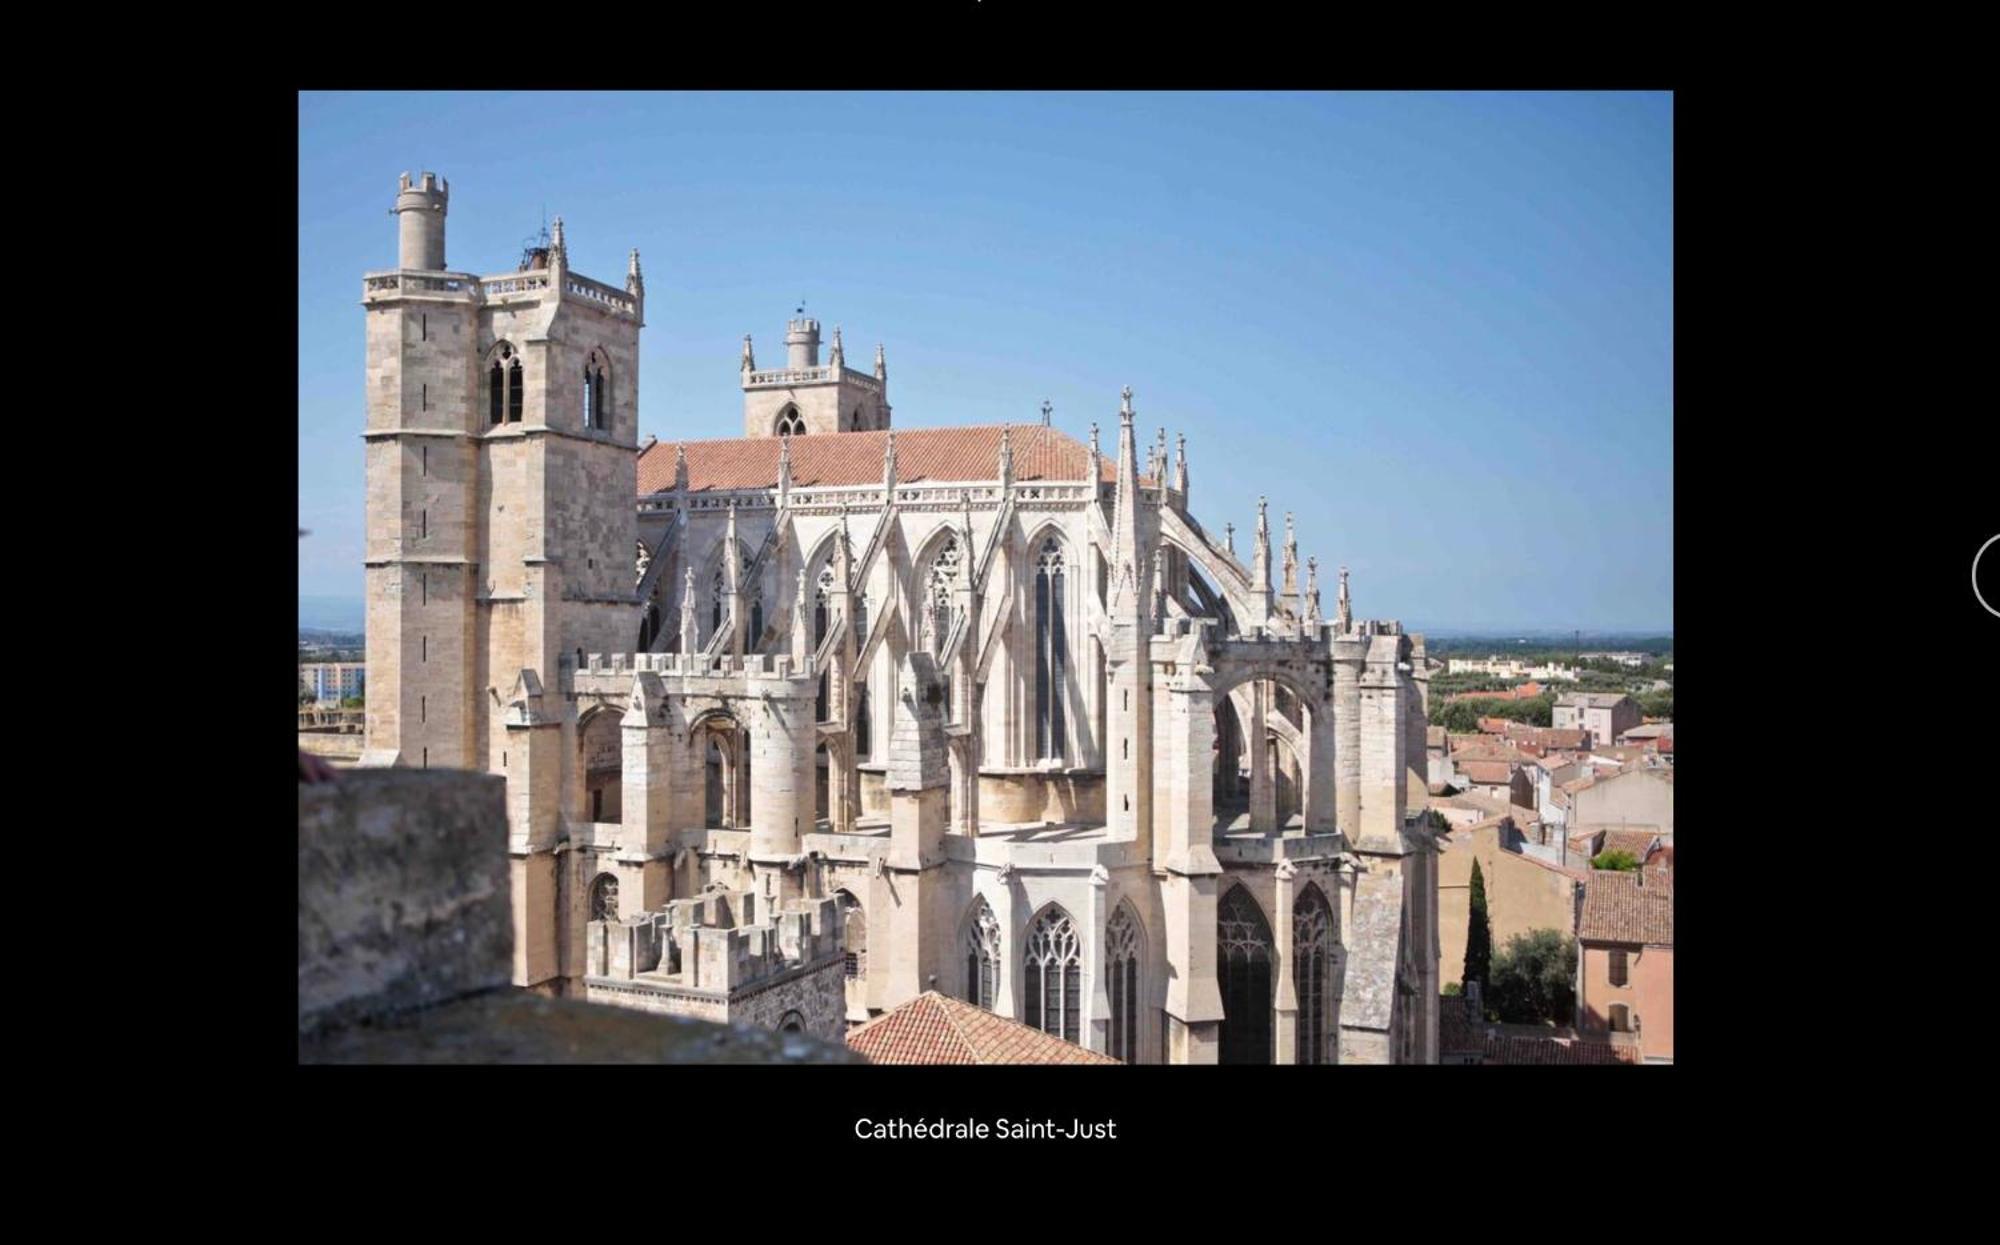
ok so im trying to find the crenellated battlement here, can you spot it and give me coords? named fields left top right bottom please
left=587, top=890, right=842, bottom=995
left=572, top=651, right=821, bottom=680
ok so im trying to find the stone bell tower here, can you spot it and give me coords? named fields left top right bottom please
left=362, top=170, right=647, bottom=994
left=741, top=314, right=891, bottom=437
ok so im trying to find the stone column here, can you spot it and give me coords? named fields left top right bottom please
left=1272, top=859, right=1298, bottom=1064
left=1359, top=635, right=1409, bottom=849
left=1333, top=634, right=1364, bottom=839
left=619, top=672, right=675, bottom=913
left=748, top=672, right=813, bottom=871
left=1248, top=682, right=1276, bottom=832
left=1086, top=864, right=1109, bottom=1054
left=1304, top=697, right=1337, bottom=833
left=996, top=863, right=1022, bottom=1021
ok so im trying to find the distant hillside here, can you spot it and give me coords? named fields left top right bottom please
left=299, top=595, right=366, bottom=632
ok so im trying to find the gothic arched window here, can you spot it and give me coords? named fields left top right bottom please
left=963, top=898, right=1000, bottom=1011
left=1217, top=886, right=1274, bottom=1064
left=488, top=343, right=523, bottom=425
left=1034, top=536, right=1068, bottom=761
left=583, top=349, right=609, bottom=430
left=925, top=535, right=962, bottom=658
left=1106, top=903, right=1143, bottom=1063
left=778, top=1010, right=806, bottom=1033
left=1294, top=884, right=1335, bottom=1065
left=776, top=406, right=805, bottom=438
left=589, top=873, right=619, bottom=923
left=1023, top=905, right=1082, bottom=1044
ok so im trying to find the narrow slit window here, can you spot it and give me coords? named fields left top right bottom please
left=508, top=360, right=523, bottom=422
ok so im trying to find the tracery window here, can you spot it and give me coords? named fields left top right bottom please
left=589, top=873, right=619, bottom=923
left=776, top=407, right=805, bottom=437
left=1106, top=904, right=1142, bottom=1063
left=1034, top=536, right=1068, bottom=761
left=1217, top=886, right=1274, bottom=1065
left=963, top=898, right=1000, bottom=1011
left=925, top=535, right=962, bottom=658
left=1022, top=906, right=1082, bottom=1044
left=1294, top=884, right=1335, bottom=1065
left=488, top=344, right=523, bottom=425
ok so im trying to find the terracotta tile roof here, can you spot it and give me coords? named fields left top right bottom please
left=1456, top=760, right=1517, bottom=786
left=1578, top=870, right=1674, bottom=946
left=1597, top=829, right=1660, bottom=860
left=1482, top=1033, right=1637, bottom=1065
left=637, top=424, right=1144, bottom=495
left=1558, top=692, right=1636, bottom=709
left=845, top=991, right=1120, bottom=1065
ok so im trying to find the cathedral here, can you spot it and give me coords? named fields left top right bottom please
left=360, top=172, right=1441, bottom=1064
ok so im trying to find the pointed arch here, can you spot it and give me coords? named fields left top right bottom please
left=583, top=345, right=612, bottom=431
left=961, top=896, right=1000, bottom=1011
left=774, top=404, right=805, bottom=438
left=700, top=534, right=763, bottom=643
left=909, top=522, right=966, bottom=659
left=1023, top=522, right=1075, bottom=763
left=588, top=872, right=619, bottom=922
left=1217, top=883, right=1274, bottom=1065
left=1105, top=899, right=1146, bottom=1064
left=485, top=340, right=524, bottom=425
left=1022, top=903, right=1082, bottom=1044
left=1293, top=882, right=1336, bottom=1065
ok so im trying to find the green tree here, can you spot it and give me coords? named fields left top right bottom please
left=340, top=694, right=365, bottom=709
left=1464, top=858, right=1492, bottom=995
left=1591, top=849, right=1641, bottom=872
left=1485, top=929, right=1577, bottom=1026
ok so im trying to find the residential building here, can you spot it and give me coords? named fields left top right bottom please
left=1553, top=692, right=1641, bottom=746
left=302, top=662, right=366, bottom=705
left=1576, top=868, right=1673, bottom=1063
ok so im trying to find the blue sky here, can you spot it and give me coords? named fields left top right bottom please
left=299, top=91, right=1671, bottom=632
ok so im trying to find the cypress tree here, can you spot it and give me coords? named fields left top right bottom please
left=1464, top=858, right=1493, bottom=998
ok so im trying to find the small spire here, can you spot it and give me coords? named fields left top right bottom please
left=1337, top=565, right=1352, bottom=632
left=1305, top=557, right=1321, bottom=624
left=1224, top=522, right=1236, bottom=555
left=627, top=248, right=643, bottom=296
left=1252, top=497, right=1271, bottom=593
left=1175, top=433, right=1188, bottom=496
left=1120, top=385, right=1134, bottom=421
left=741, top=334, right=755, bottom=373
left=549, top=216, right=566, bottom=262
left=777, top=436, right=793, bottom=504
left=679, top=566, right=698, bottom=653
left=874, top=342, right=887, bottom=381
left=1089, top=421, right=1100, bottom=455
left=883, top=430, right=898, bottom=492
left=830, top=325, right=845, bottom=369
left=1040, top=399, right=1053, bottom=427
left=998, top=424, right=1014, bottom=488
left=1282, top=512, right=1299, bottom=595
left=674, top=443, right=688, bottom=491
